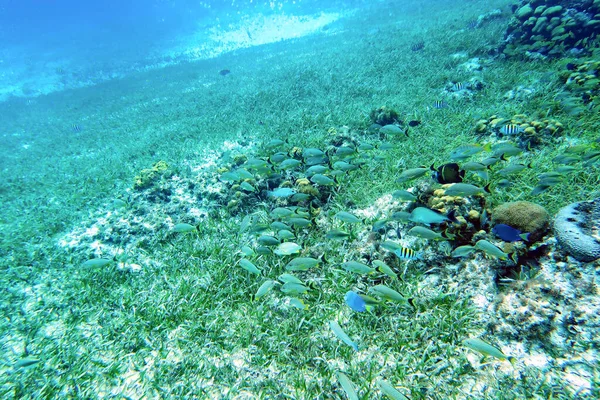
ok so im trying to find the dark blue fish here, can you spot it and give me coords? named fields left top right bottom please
left=219, top=69, right=230, bottom=76
left=345, top=291, right=366, bottom=312
left=492, top=224, right=529, bottom=242
left=411, top=41, right=424, bottom=51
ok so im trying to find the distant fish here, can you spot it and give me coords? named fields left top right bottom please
left=72, top=124, right=83, bottom=132
left=433, top=100, right=447, bottom=109
left=411, top=41, right=425, bottom=51
left=500, top=124, right=525, bottom=136
left=330, top=320, right=358, bottom=351
left=492, top=224, right=530, bottom=242
left=267, top=187, right=297, bottom=198
left=432, top=163, right=465, bottom=184
left=452, top=82, right=465, bottom=91
left=444, top=183, right=491, bottom=197
left=219, top=69, right=231, bottom=76
left=463, top=338, right=515, bottom=364
left=408, top=120, right=421, bottom=127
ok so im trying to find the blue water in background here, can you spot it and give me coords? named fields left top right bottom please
left=0, top=0, right=363, bottom=100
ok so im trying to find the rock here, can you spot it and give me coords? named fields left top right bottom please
left=516, top=4, right=534, bottom=20
left=554, top=198, right=600, bottom=262
left=492, top=201, right=550, bottom=242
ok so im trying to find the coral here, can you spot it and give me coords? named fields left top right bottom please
left=492, top=201, right=551, bottom=242
left=554, top=198, right=600, bottom=261
left=369, top=106, right=400, bottom=126
left=474, top=114, right=564, bottom=149
left=133, top=160, right=171, bottom=190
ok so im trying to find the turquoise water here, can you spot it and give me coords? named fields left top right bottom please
left=1, top=0, right=599, bottom=398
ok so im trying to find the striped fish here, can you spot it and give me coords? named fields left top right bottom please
left=433, top=100, right=447, bottom=109
left=393, top=247, right=422, bottom=260
left=453, top=82, right=465, bottom=91
left=500, top=124, right=524, bottom=135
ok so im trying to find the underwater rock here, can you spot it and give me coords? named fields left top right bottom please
left=554, top=198, right=600, bottom=262
left=492, top=201, right=550, bottom=242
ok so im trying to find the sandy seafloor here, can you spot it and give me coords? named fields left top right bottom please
left=1, top=0, right=599, bottom=398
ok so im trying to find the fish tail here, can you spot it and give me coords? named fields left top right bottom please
left=483, top=183, right=492, bottom=194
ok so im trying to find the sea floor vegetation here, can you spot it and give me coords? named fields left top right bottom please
left=1, top=0, right=599, bottom=398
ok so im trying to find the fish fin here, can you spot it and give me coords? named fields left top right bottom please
left=442, top=230, right=456, bottom=240
left=508, top=356, right=517, bottom=366
left=520, top=233, right=530, bottom=242
left=526, top=162, right=533, bottom=168
left=430, top=163, right=436, bottom=171
left=483, top=183, right=492, bottom=194
left=500, top=153, right=508, bottom=161
left=483, top=143, right=492, bottom=152
left=320, top=253, right=329, bottom=264
left=510, top=252, right=519, bottom=264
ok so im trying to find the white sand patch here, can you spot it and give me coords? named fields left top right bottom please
left=175, top=12, right=341, bottom=61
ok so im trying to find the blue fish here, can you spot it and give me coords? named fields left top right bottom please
left=492, top=224, right=530, bottom=242
left=344, top=291, right=366, bottom=312
left=267, top=187, right=297, bottom=198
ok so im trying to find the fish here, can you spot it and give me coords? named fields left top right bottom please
left=336, top=372, right=359, bottom=400
left=173, top=223, right=198, bottom=233
left=236, top=168, right=254, bottom=180
left=255, top=246, right=272, bottom=256
left=497, top=163, right=532, bottom=176
left=240, top=246, right=255, bottom=257
left=411, top=41, right=425, bottom=51
left=268, top=152, right=289, bottom=164
left=492, top=143, right=523, bottom=158
left=257, top=235, right=280, bottom=246
left=239, top=259, right=261, bottom=274
left=391, top=190, right=416, bottom=202
left=409, top=207, right=455, bottom=225
left=220, top=171, right=241, bottom=183
left=380, top=124, right=408, bottom=136
left=271, top=207, right=295, bottom=219
left=450, top=144, right=490, bottom=161
left=342, top=261, right=375, bottom=274
left=433, top=100, right=447, bottom=109
left=408, top=120, right=421, bottom=127
left=290, top=193, right=311, bottom=202
left=474, top=240, right=509, bottom=260
left=279, top=275, right=305, bottom=288
left=302, top=148, right=325, bottom=158
left=463, top=338, right=515, bottom=364
left=326, top=230, right=351, bottom=240
left=335, top=146, right=356, bottom=157
left=332, top=161, right=360, bottom=172
left=451, top=245, right=476, bottom=258
left=369, top=285, right=406, bottom=303
left=443, top=183, right=490, bottom=197
left=390, top=211, right=411, bottom=222
left=288, top=217, right=311, bottom=228
left=281, top=282, right=309, bottom=295
left=408, top=226, right=452, bottom=240
left=14, top=357, right=41, bottom=368
left=345, top=291, right=367, bottom=312
left=265, top=139, right=286, bottom=149
left=496, top=179, right=513, bottom=188
left=81, top=258, right=113, bottom=269
left=279, top=159, right=302, bottom=170
left=255, top=280, right=276, bottom=299
left=452, top=82, right=465, bottom=91
left=289, top=297, right=308, bottom=310
left=397, top=166, right=429, bottom=183
left=72, top=124, right=83, bottom=132
left=500, top=124, right=525, bottom=136
left=372, top=260, right=398, bottom=279
left=305, top=165, right=329, bottom=176
left=335, top=211, right=362, bottom=224
left=219, top=69, right=231, bottom=76
left=492, top=224, right=530, bottom=242
left=285, top=257, right=321, bottom=271
left=380, top=241, right=402, bottom=252
left=271, top=221, right=291, bottom=231
left=267, top=187, right=297, bottom=198
left=310, top=174, right=336, bottom=186
left=274, top=242, right=302, bottom=256
left=330, top=320, right=359, bottom=351
left=358, top=143, right=376, bottom=151
left=432, top=163, right=465, bottom=184
left=378, top=380, right=409, bottom=400
left=393, top=247, right=422, bottom=260
left=277, top=229, right=296, bottom=240
left=305, top=155, right=329, bottom=166
left=462, top=161, right=488, bottom=171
